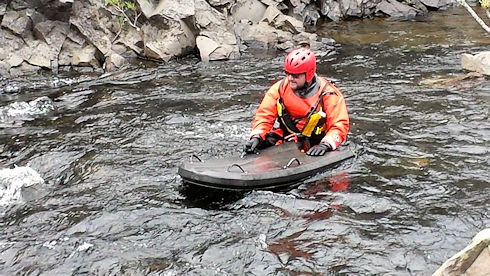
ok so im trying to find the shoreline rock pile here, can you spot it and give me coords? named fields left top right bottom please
left=0, top=0, right=458, bottom=76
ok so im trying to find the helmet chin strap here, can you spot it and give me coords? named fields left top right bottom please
left=294, top=75, right=319, bottom=98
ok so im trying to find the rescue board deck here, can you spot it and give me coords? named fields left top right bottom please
left=178, top=142, right=355, bottom=190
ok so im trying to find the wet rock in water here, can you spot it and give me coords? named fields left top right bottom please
left=433, top=228, right=490, bottom=276
left=461, top=51, right=490, bottom=76
left=165, top=114, right=194, bottom=125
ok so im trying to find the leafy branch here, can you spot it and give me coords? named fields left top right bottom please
left=106, top=0, right=142, bottom=31
left=481, top=0, right=490, bottom=19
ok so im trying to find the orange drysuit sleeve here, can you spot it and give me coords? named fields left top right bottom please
left=320, top=83, right=350, bottom=150
left=250, top=80, right=282, bottom=140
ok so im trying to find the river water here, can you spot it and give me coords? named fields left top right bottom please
left=1, top=7, right=489, bottom=275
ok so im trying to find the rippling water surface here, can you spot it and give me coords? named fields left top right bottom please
left=1, top=7, right=489, bottom=275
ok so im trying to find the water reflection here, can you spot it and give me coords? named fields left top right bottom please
left=179, top=184, right=248, bottom=210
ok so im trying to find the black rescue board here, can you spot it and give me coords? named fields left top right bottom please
left=178, top=142, right=355, bottom=190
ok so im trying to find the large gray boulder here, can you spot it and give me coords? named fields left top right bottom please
left=237, top=21, right=293, bottom=49
left=0, top=30, right=27, bottom=66
left=289, top=0, right=309, bottom=15
left=32, top=20, right=70, bottom=71
left=0, top=3, right=6, bottom=16
left=70, top=0, right=132, bottom=70
left=262, top=5, right=305, bottom=34
left=195, top=0, right=239, bottom=61
left=303, top=3, right=321, bottom=32
left=340, top=0, right=365, bottom=18
left=1, top=9, right=33, bottom=37
left=376, top=0, right=419, bottom=18
left=115, top=26, right=144, bottom=56
left=70, top=45, right=100, bottom=67
left=233, top=1, right=335, bottom=53
left=27, top=41, right=54, bottom=68
left=138, top=0, right=195, bottom=20
left=419, top=0, right=455, bottom=9
left=69, top=1, right=112, bottom=56
left=142, top=19, right=196, bottom=61
left=58, top=27, right=89, bottom=66
left=231, top=0, right=267, bottom=24
left=209, top=0, right=235, bottom=8
left=318, top=0, right=343, bottom=22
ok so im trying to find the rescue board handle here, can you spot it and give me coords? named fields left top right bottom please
left=190, top=154, right=203, bottom=162
left=227, top=164, right=246, bottom=173
left=284, top=158, right=301, bottom=169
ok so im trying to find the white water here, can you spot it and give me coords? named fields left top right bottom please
left=0, top=96, right=55, bottom=125
left=0, top=166, right=45, bottom=206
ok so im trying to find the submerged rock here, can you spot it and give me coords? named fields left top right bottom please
left=419, top=71, right=487, bottom=91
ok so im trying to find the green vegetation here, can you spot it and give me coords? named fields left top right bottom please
left=107, top=0, right=136, bottom=11
left=105, top=0, right=141, bottom=30
left=480, top=0, right=490, bottom=9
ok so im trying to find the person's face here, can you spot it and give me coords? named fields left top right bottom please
left=286, top=72, right=306, bottom=91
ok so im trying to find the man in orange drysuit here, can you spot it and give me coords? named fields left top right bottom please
left=243, top=48, right=350, bottom=156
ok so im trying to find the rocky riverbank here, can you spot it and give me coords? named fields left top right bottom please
left=0, top=0, right=459, bottom=77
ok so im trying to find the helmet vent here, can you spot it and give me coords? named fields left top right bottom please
left=284, top=48, right=316, bottom=81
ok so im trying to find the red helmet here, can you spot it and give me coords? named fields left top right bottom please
left=284, top=48, right=316, bottom=82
